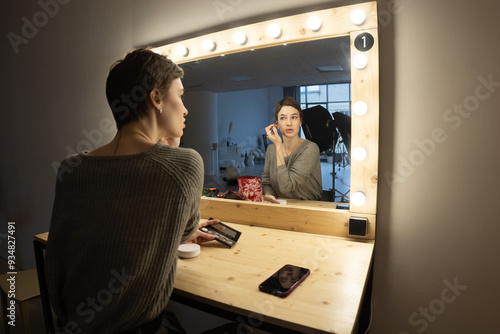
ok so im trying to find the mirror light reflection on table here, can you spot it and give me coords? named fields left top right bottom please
left=153, top=1, right=379, bottom=216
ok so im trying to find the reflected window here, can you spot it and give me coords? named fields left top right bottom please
left=300, top=83, right=351, bottom=202
left=300, top=83, right=351, bottom=115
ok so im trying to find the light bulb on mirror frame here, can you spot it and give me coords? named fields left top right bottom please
left=202, top=38, right=216, bottom=51
left=350, top=9, right=366, bottom=26
left=175, top=45, right=189, bottom=57
left=267, top=23, right=282, bottom=39
left=352, top=146, right=367, bottom=161
left=233, top=31, right=247, bottom=45
left=353, top=101, right=368, bottom=116
left=353, top=53, right=368, bottom=70
left=351, top=192, right=366, bottom=206
left=307, top=15, right=322, bottom=32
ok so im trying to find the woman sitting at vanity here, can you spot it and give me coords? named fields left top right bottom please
left=262, top=96, right=322, bottom=201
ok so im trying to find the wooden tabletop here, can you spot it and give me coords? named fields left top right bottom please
left=35, top=220, right=374, bottom=333
left=175, top=221, right=374, bottom=334
left=35, top=232, right=49, bottom=244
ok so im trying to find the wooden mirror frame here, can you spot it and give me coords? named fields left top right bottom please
left=154, top=1, right=378, bottom=237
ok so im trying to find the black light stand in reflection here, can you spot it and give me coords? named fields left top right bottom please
left=302, top=105, right=351, bottom=202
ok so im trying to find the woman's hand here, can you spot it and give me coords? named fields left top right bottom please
left=184, top=218, right=220, bottom=244
left=265, top=123, right=282, bottom=145
left=263, top=194, right=279, bottom=204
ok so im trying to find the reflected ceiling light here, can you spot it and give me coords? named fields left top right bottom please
left=350, top=9, right=366, bottom=25
left=352, top=146, right=367, bottom=161
left=307, top=15, right=322, bottom=32
left=152, top=49, right=162, bottom=55
left=316, top=65, right=343, bottom=72
left=230, top=75, right=253, bottom=82
left=353, top=101, right=368, bottom=116
left=202, top=38, right=216, bottom=51
left=353, top=53, right=368, bottom=69
left=351, top=192, right=366, bottom=206
left=233, top=31, right=247, bottom=45
left=267, top=23, right=282, bottom=38
left=175, top=45, right=189, bottom=57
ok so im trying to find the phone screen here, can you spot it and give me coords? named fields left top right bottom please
left=258, top=264, right=310, bottom=298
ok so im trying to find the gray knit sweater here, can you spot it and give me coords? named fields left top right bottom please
left=45, top=143, right=203, bottom=333
left=261, top=139, right=322, bottom=200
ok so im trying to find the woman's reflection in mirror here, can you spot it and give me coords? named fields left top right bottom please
left=262, top=96, right=322, bottom=201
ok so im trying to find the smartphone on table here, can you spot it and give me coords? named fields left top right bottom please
left=258, top=264, right=310, bottom=298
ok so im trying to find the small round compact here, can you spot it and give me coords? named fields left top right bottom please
left=178, top=243, right=201, bottom=259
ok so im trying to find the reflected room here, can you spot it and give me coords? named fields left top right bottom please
left=180, top=37, right=352, bottom=202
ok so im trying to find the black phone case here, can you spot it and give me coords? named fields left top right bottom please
left=258, top=264, right=310, bottom=298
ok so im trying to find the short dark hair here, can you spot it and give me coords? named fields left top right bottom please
left=105, top=48, right=184, bottom=130
left=274, top=96, right=303, bottom=123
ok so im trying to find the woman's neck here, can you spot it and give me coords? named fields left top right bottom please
left=90, top=120, right=162, bottom=156
left=282, top=135, right=304, bottom=156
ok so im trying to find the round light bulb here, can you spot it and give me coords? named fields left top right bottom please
left=351, top=9, right=366, bottom=26
left=307, top=15, right=322, bottom=32
left=353, top=101, right=368, bottom=116
left=351, top=192, right=366, bottom=206
left=352, top=147, right=367, bottom=161
left=267, top=23, right=282, bottom=39
left=202, top=38, right=216, bottom=51
left=353, top=53, right=368, bottom=70
left=233, top=31, right=247, bottom=45
left=175, top=45, right=189, bottom=57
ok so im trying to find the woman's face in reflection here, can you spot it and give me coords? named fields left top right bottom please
left=278, top=265, right=301, bottom=289
left=277, top=106, right=301, bottom=139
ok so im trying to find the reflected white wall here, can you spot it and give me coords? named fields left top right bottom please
left=182, top=91, right=218, bottom=173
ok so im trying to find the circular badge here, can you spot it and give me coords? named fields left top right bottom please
left=354, top=33, right=374, bottom=52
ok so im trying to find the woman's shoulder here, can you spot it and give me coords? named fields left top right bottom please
left=151, top=145, right=204, bottom=188
left=302, top=139, right=319, bottom=148
left=154, top=144, right=202, bottom=165
left=301, top=139, right=321, bottom=152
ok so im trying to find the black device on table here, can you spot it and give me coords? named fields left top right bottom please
left=258, top=264, right=310, bottom=298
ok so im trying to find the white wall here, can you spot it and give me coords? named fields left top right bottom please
left=217, top=88, right=272, bottom=152
left=182, top=91, right=218, bottom=173
left=2, top=0, right=500, bottom=333
left=373, top=0, right=500, bottom=333
left=181, top=87, right=279, bottom=171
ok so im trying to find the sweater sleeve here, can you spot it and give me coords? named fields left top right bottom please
left=276, top=141, right=320, bottom=194
left=175, top=149, right=204, bottom=243
left=261, top=145, right=276, bottom=196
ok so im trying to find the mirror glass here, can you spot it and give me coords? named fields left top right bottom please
left=180, top=36, right=352, bottom=202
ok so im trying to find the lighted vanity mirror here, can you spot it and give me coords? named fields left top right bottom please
left=180, top=36, right=352, bottom=203
left=154, top=1, right=379, bottom=217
